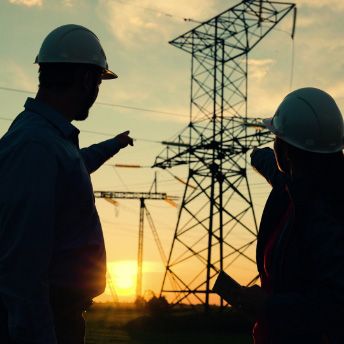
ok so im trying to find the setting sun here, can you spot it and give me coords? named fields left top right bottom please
left=101, top=260, right=165, bottom=302
left=107, top=261, right=137, bottom=297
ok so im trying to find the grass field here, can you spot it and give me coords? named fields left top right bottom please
left=85, top=303, right=253, bottom=344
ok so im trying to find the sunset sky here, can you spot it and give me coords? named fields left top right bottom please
left=1, top=0, right=344, bottom=303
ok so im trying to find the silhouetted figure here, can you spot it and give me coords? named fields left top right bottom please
left=0, top=25, right=133, bottom=344
left=231, top=88, right=344, bottom=343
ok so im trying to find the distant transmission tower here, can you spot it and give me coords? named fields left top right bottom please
left=154, top=0, right=296, bottom=309
left=94, top=176, right=178, bottom=300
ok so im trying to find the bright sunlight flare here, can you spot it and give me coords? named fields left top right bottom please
left=107, top=260, right=137, bottom=297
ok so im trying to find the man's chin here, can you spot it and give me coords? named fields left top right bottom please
left=74, top=112, right=89, bottom=121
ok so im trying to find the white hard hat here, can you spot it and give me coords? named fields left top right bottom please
left=35, top=24, right=117, bottom=80
left=262, top=87, right=344, bottom=153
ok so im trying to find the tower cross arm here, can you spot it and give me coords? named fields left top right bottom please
left=170, top=0, right=296, bottom=59
left=94, top=191, right=178, bottom=201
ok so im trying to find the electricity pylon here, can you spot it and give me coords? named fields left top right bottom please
left=153, top=0, right=296, bottom=310
left=94, top=190, right=178, bottom=299
left=107, top=270, right=120, bottom=305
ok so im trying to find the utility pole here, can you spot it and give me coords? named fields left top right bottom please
left=94, top=191, right=178, bottom=300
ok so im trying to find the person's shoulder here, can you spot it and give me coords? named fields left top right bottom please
left=3, top=110, right=62, bottom=149
left=304, top=198, right=344, bottom=240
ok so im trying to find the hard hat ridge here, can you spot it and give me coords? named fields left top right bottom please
left=35, top=24, right=117, bottom=80
left=262, top=87, right=344, bottom=153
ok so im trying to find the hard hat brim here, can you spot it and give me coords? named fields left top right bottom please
left=34, top=57, right=118, bottom=80
left=102, top=68, right=118, bottom=80
left=261, top=117, right=278, bottom=135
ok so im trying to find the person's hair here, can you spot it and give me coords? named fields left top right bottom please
left=287, top=143, right=343, bottom=179
left=287, top=142, right=344, bottom=218
left=38, top=63, right=103, bottom=92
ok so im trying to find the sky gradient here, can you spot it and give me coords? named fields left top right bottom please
left=1, top=0, right=343, bottom=302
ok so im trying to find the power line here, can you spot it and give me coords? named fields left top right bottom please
left=0, top=86, right=35, bottom=95
left=110, top=0, right=201, bottom=23
left=0, top=115, right=273, bottom=153
left=0, top=86, right=188, bottom=119
left=0, top=116, right=165, bottom=143
left=289, top=29, right=296, bottom=91
left=96, top=100, right=187, bottom=118
left=81, top=130, right=162, bottom=143
left=99, top=178, right=176, bottom=189
left=0, top=116, right=12, bottom=122
left=111, top=166, right=130, bottom=191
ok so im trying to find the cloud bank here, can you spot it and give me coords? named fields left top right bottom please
left=8, top=0, right=42, bottom=7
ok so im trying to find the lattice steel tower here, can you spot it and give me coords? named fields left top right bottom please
left=154, top=0, right=296, bottom=309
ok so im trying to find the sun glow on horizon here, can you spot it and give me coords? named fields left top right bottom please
left=102, top=260, right=165, bottom=301
left=107, top=260, right=137, bottom=297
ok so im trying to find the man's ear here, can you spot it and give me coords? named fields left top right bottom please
left=274, top=137, right=291, bottom=174
left=82, top=70, right=94, bottom=92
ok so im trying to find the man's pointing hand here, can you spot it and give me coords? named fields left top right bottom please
left=115, top=130, right=134, bottom=149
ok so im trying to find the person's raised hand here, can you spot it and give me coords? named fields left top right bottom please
left=250, top=146, right=259, bottom=158
left=239, top=285, right=268, bottom=319
left=115, top=131, right=134, bottom=149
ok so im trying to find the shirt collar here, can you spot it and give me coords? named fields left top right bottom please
left=24, top=97, right=80, bottom=145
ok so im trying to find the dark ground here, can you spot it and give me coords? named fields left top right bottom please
left=85, top=303, right=253, bottom=344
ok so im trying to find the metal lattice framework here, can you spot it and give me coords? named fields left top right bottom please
left=153, top=0, right=296, bottom=309
left=94, top=190, right=178, bottom=299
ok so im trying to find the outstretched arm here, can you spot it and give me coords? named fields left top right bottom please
left=80, top=131, right=133, bottom=174
left=250, top=147, right=286, bottom=188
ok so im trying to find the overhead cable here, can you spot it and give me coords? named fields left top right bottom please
left=0, top=86, right=188, bottom=119
left=110, top=0, right=201, bottom=23
left=0, top=115, right=167, bottom=144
